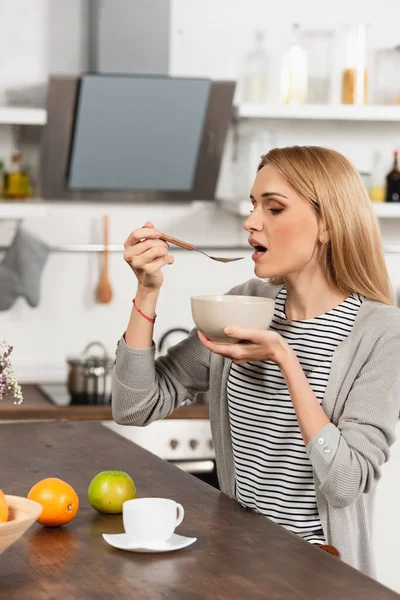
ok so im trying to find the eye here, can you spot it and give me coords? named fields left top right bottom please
left=268, top=208, right=283, bottom=215
left=249, top=209, right=254, bottom=214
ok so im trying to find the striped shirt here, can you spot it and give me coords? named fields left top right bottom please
left=227, top=287, right=363, bottom=544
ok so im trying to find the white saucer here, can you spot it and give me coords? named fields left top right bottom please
left=102, top=532, right=197, bottom=553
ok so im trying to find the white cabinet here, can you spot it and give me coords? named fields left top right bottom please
left=373, top=421, right=400, bottom=593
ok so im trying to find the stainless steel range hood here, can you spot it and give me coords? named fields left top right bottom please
left=40, top=74, right=235, bottom=202
left=40, top=0, right=235, bottom=202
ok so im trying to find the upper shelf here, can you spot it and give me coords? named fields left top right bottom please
left=373, top=203, right=400, bottom=218
left=0, top=107, right=47, bottom=126
left=236, top=104, right=400, bottom=122
left=220, top=200, right=400, bottom=219
left=2, top=103, right=400, bottom=125
left=0, top=201, right=47, bottom=219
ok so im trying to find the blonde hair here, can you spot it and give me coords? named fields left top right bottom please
left=258, top=146, right=392, bottom=305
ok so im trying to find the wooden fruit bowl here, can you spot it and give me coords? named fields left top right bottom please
left=0, top=495, right=42, bottom=554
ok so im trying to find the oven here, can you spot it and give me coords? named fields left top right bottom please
left=103, top=418, right=218, bottom=487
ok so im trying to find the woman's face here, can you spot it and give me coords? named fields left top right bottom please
left=244, top=164, right=322, bottom=280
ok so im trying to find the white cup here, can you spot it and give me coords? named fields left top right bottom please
left=123, top=498, right=185, bottom=543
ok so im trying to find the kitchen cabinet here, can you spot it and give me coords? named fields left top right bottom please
left=373, top=421, right=400, bottom=593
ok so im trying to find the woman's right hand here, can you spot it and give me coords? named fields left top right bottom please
left=123, top=221, right=174, bottom=292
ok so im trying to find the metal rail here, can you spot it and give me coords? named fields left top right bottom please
left=0, top=244, right=249, bottom=253
left=2, top=243, right=400, bottom=254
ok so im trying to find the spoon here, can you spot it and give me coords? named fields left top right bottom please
left=96, top=215, right=113, bottom=303
left=159, top=233, right=244, bottom=263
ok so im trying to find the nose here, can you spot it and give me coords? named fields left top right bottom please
left=243, top=208, right=263, bottom=232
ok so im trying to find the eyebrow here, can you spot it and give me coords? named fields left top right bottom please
left=250, top=192, right=288, bottom=200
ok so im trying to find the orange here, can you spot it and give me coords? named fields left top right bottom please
left=27, top=478, right=79, bottom=527
left=0, top=490, right=9, bottom=523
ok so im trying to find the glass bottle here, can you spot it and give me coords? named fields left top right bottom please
left=385, top=151, right=400, bottom=202
left=300, top=29, right=334, bottom=104
left=239, top=30, right=269, bottom=104
left=341, top=25, right=368, bottom=105
left=2, top=152, right=31, bottom=200
left=0, top=161, right=3, bottom=200
left=370, top=152, right=385, bottom=203
left=373, top=46, right=400, bottom=105
left=281, top=23, right=308, bottom=104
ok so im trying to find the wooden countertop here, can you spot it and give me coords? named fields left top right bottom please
left=0, top=385, right=209, bottom=421
left=0, top=421, right=397, bottom=600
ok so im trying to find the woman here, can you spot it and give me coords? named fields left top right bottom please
left=112, top=146, right=400, bottom=576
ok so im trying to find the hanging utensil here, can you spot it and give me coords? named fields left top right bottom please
left=96, top=215, right=113, bottom=304
left=159, top=233, right=244, bottom=263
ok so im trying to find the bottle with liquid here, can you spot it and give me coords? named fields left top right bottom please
left=0, top=161, right=3, bottom=200
left=2, top=152, right=31, bottom=200
left=370, top=152, right=385, bottom=203
left=385, top=151, right=400, bottom=202
left=239, top=30, right=269, bottom=104
left=341, top=25, right=368, bottom=105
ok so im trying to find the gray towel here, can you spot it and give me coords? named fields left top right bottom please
left=0, top=265, right=23, bottom=311
left=0, top=227, right=49, bottom=309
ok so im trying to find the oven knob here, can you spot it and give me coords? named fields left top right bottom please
left=170, top=439, right=179, bottom=450
left=208, top=439, right=214, bottom=450
left=189, top=439, right=198, bottom=450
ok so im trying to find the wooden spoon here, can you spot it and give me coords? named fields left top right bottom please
left=96, top=215, right=113, bottom=304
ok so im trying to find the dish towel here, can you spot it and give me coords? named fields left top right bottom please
left=0, top=227, right=49, bottom=310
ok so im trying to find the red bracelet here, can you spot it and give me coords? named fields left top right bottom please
left=132, top=298, right=157, bottom=324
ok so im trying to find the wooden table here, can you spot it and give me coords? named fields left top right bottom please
left=0, top=421, right=397, bottom=600
left=0, top=385, right=209, bottom=421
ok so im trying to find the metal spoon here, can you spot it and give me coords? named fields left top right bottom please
left=159, top=233, right=244, bottom=263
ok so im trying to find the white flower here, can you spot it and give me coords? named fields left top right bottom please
left=0, top=340, right=23, bottom=404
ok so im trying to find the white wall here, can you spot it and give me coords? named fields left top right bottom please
left=1, top=0, right=400, bottom=382
left=2, top=201, right=253, bottom=381
left=170, top=0, right=400, bottom=81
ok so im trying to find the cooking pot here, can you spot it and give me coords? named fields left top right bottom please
left=66, top=342, right=114, bottom=405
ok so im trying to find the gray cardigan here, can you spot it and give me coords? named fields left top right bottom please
left=112, top=279, right=400, bottom=577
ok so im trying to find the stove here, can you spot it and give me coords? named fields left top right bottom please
left=39, top=383, right=111, bottom=406
left=39, top=383, right=218, bottom=487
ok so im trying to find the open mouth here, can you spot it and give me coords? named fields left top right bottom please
left=248, top=239, right=268, bottom=261
left=253, top=244, right=267, bottom=255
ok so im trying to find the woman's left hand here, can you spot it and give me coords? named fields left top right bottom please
left=197, top=327, right=293, bottom=367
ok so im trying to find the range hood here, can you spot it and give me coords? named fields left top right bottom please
left=40, top=74, right=235, bottom=202
left=40, top=1, right=235, bottom=202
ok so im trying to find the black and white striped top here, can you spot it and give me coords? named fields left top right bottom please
left=227, top=287, right=362, bottom=544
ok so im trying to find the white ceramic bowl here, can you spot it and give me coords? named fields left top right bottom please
left=191, top=295, right=275, bottom=343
